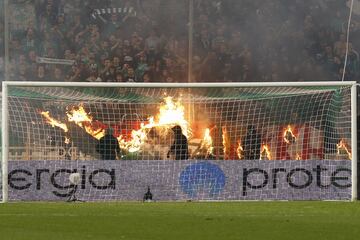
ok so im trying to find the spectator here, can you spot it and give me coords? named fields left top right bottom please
left=51, top=67, right=64, bottom=82
left=86, top=72, right=102, bottom=82
left=34, top=65, right=47, bottom=81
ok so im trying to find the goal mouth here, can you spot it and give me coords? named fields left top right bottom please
left=1, top=82, right=357, bottom=202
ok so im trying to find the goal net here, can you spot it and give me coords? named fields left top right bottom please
left=1, top=82, right=357, bottom=202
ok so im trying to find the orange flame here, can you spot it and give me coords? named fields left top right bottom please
left=64, top=137, right=71, bottom=145
left=283, top=125, right=296, bottom=144
left=117, top=120, right=154, bottom=153
left=222, top=126, right=230, bottom=160
left=157, top=97, right=190, bottom=137
left=337, top=139, right=352, bottom=160
left=40, top=111, right=68, bottom=132
left=260, top=144, right=271, bottom=160
left=237, top=140, right=244, bottom=160
left=40, top=97, right=190, bottom=154
left=195, top=128, right=214, bottom=158
left=66, top=105, right=92, bottom=123
left=201, top=128, right=214, bottom=157
left=295, top=153, right=301, bottom=160
left=66, top=105, right=105, bottom=140
left=118, top=97, right=190, bottom=153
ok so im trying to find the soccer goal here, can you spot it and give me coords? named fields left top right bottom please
left=1, top=82, right=357, bottom=202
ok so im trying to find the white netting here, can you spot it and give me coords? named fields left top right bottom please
left=1, top=84, right=355, bottom=201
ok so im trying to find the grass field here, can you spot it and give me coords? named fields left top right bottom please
left=0, top=202, right=360, bottom=240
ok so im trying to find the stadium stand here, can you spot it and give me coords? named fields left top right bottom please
left=1, top=0, right=360, bottom=83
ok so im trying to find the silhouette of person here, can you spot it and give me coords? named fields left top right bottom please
left=143, top=186, right=153, bottom=202
left=167, top=125, right=189, bottom=160
left=96, top=128, right=121, bottom=160
left=243, top=125, right=261, bottom=160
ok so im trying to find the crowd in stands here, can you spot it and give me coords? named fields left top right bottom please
left=3, top=0, right=360, bottom=83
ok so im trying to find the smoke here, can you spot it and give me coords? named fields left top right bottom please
left=5, top=0, right=354, bottom=82
left=215, top=0, right=349, bottom=81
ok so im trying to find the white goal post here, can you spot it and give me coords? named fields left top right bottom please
left=1, top=81, right=357, bottom=202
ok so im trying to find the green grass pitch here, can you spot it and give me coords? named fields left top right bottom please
left=0, top=202, right=360, bottom=240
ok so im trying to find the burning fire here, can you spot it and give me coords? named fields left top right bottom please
left=222, top=126, right=230, bottom=160
left=66, top=105, right=92, bottom=123
left=157, top=97, right=190, bottom=137
left=39, top=111, right=68, bottom=132
left=295, top=153, right=301, bottom=160
left=260, top=144, right=271, bottom=160
left=40, top=105, right=105, bottom=143
left=283, top=125, right=296, bottom=144
left=337, top=139, right=352, bottom=160
left=39, top=97, right=191, bottom=154
left=118, top=97, right=190, bottom=153
left=64, top=137, right=71, bottom=145
left=67, top=105, right=105, bottom=140
left=117, top=120, right=154, bottom=153
left=237, top=140, right=244, bottom=160
left=201, top=128, right=214, bottom=157
left=194, top=128, right=214, bottom=158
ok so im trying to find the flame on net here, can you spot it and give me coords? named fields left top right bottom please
left=117, top=120, right=154, bottom=153
left=66, top=105, right=92, bottom=123
left=237, top=140, right=244, bottom=160
left=158, top=97, right=190, bottom=138
left=337, top=139, right=352, bottom=160
left=260, top=144, right=271, bottom=160
left=118, top=96, right=191, bottom=153
left=283, top=125, right=296, bottom=144
left=200, top=128, right=214, bottom=156
left=39, top=97, right=191, bottom=153
left=66, top=105, right=105, bottom=140
left=222, top=126, right=230, bottom=160
left=39, top=111, right=69, bottom=132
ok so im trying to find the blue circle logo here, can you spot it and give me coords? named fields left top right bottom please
left=179, top=162, right=226, bottom=198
